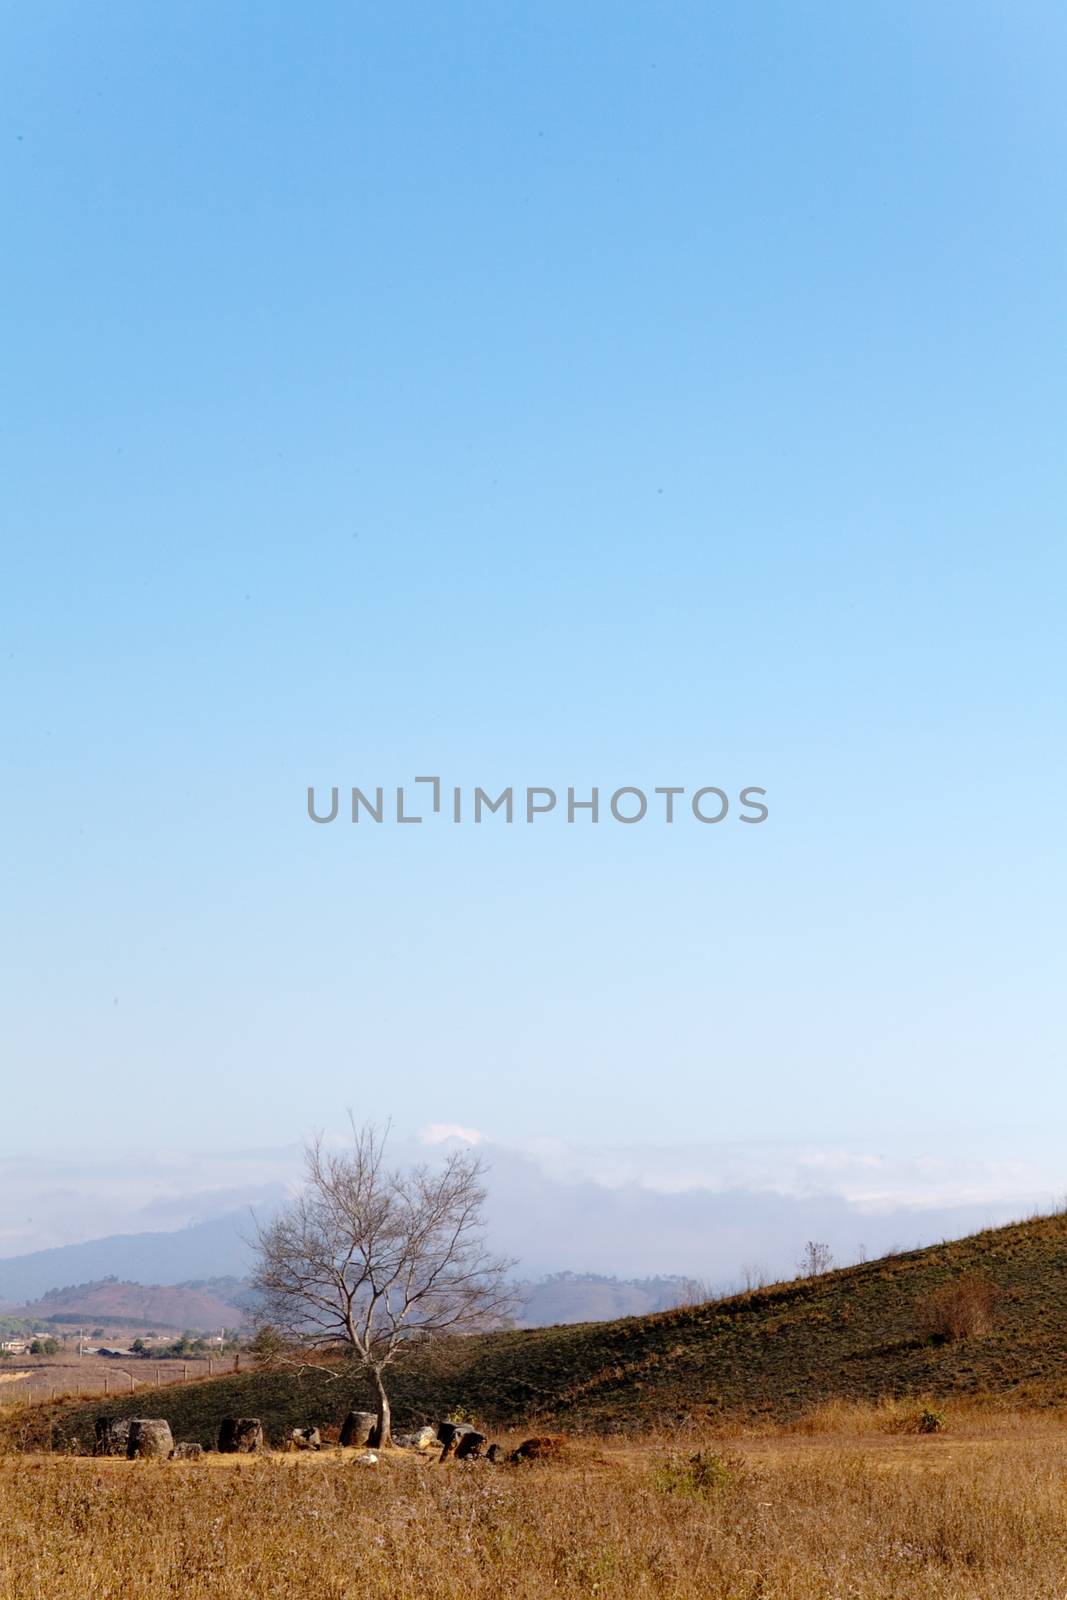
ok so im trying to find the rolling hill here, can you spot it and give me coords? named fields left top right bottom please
left=12, top=1273, right=692, bottom=1336
left=18, top=1209, right=1067, bottom=1452
left=18, top=1277, right=251, bottom=1332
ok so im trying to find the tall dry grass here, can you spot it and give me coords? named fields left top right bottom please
left=3, top=1429, right=1067, bottom=1598
left=777, top=1393, right=1067, bottom=1437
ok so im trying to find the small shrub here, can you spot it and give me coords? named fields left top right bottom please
left=651, top=1449, right=736, bottom=1498
left=917, top=1408, right=946, bottom=1434
left=445, top=1406, right=482, bottom=1428
left=917, top=1275, right=1000, bottom=1343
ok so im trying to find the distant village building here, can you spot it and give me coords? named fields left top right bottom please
left=0, top=1339, right=29, bottom=1355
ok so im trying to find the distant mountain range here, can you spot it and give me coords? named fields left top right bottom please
left=0, top=1219, right=701, bottom=1329
left=516, top=1272, right=703, bottom=1325
left=0, top=1213, right=256, bottom=1306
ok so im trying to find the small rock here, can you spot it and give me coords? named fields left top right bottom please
left=172, top=1442, right=204, bottom=1461
left=454, top=1428, right=487, bottom=1460
left=437, top=1420, right=485, bottom=1459
left=394, top=1424, right=439, bottom=1451
left=511, top=1435, right=567, bottom=1463
left=290, top=1426, right=321, bottom=1451
left=352, top=1450, right=378, bottom=1466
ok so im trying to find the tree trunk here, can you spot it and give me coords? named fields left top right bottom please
left=371, top=1367, right=391, bottom=1448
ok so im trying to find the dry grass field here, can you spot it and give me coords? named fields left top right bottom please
left=0, top=1352, right=215, bottom=1409
left=4, top=1405, right=1067, bottom=1599
left=8, top=1212, right=1067, bottom=1597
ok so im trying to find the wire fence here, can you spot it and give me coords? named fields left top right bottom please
left=0, top=1354, right=244, bottom=1411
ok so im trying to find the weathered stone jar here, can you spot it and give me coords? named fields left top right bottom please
left=127, top=1419, right=174, bottom=1459
left=217, top=1416, right=263, bottom=1453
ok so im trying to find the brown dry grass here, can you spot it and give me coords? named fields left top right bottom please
left=774, top=1392, right=1067, bottom=1437
left=4, top=1417, right=1067, bottom=1598
left=0, top=1353, right=214, bottom=1409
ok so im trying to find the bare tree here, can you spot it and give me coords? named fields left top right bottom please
left=741, top=1261, right=769, bottom=1292
left=251, top=1122, right=517, bottom=1446
left=669, top=1277, right=713, bottom=1308
left=797, top=1240, right=834, bottom=1279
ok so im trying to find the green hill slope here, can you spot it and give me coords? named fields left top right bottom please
left=16, top=1210, right=1067, bottom=1450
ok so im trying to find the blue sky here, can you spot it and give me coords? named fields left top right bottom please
left=2, top=3, right=1065, bottom=1252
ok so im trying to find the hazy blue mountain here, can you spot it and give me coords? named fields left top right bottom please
left=0, top=1215, right=705, bottom=1329
left=0, top=1213, right=256, bottom=1306
left=515, top=1273, right=704, bottom=1326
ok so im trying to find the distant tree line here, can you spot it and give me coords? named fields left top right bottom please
left=129, top=1333, right=240, bottom=1358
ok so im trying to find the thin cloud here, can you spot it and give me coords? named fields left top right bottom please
left=0, top=1132, right=1058, bottom=1286
left=417, top=1123, right=485, bottom=1146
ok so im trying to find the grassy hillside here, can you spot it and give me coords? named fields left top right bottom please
left=13, top=1210, right=1067, bottom=1451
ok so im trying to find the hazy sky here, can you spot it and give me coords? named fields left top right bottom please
left=3, top=3, right=1065, bottom=1247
